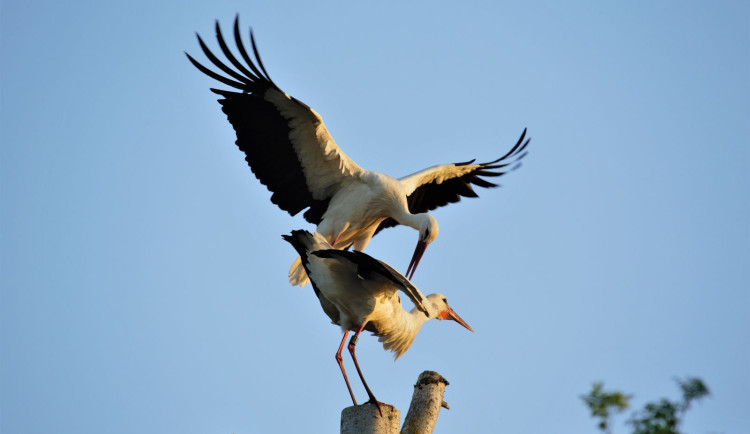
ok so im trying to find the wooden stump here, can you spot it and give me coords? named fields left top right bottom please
left=340, top=403, right=401, bottom=434
left=339, top=371, right=449, bottom=434
left=400, top=371, right=449, bottom=434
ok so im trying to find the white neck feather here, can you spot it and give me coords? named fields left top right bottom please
left=391, top=207, right=424, bottom=232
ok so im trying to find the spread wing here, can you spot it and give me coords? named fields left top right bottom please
left=375, top=128, right=530, bottom=234
left=311, top=249, right=430, bottom=316
left=186, top=16, right=364, bottom=224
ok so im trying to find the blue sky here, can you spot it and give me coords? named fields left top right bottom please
left=1, top=1, right=748, bottom=433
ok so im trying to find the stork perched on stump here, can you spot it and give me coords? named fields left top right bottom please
left=187, top=16, right=530, bottom=286
left=283, top=230, right=472, bottom=413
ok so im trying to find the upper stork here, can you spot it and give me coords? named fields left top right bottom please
left=186, top=16, right=530, bottom=286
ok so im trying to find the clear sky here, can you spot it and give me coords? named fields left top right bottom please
left=1, top=1, right=748, bottom=433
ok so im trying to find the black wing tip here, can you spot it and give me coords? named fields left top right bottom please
left=455, top=158, right=477, bottom=167
left=453, top=128, right=530, bottom=168
left=195, top=32, right=209, bottom=48
left=481, top=128, right=531, bottom=166
left=248, top=27, right=275, bottom=85
left=188, top=15, right=279, bottom=91
left=229, top=14, right=252, bottom=39
left=184, top=51, right=205, bottom=69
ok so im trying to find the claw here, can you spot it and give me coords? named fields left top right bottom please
left=366, top=398, right=393, bottom=417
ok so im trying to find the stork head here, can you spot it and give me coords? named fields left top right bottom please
left=406, top=214, right=439, bottom=280
left=425, top=293, right=473, bottom=332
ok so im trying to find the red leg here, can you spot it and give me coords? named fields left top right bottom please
left=348, top=323, right=392, bottom=416
left=335, top=330, right=358, bottom=406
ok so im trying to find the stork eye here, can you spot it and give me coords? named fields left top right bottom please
left=424, top=228, right=430, bottom=240
left=442, top=297, right=447, bottom=303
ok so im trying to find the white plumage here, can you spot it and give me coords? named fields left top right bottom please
left=283, top=229, right=472, bottom=409
left=187, top=16, right=529, bottom=286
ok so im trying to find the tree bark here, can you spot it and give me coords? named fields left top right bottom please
left=400, top=371, right=449, bottom=434
left=340, top=403, right=401, bottom=434
left=339, top=371, right=449, bottom=434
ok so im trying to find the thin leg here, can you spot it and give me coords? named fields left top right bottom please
left=335, top=330, right=358, bottom=406
left=348, top=323, right=392, bottom=416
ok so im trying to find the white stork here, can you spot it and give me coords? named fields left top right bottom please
left=187, top=16, right=530, bottom=286
left=282, top=229, right=472, bottom=412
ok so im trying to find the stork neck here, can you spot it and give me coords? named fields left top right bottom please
left=393, top=209, right=427, bottom=232
left=376, top=305, right=434, bottom=360
left=407, top=306, right=433, bottom=327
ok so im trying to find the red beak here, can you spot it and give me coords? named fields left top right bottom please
left=447, top=307, right=473, bottom=332
left=405, top=240, right=428, bottom=280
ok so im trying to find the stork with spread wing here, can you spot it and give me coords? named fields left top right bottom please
left=186, top=16, right=530, bottom=286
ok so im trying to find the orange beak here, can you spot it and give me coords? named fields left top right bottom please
left=447, top=307, right=473, bottom=332
left=405, top=240, right=428, bottom=280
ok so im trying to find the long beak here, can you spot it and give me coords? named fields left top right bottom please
left=405, top=240, right=428, bottom=280
left=447, top=307, right=473, bottom=332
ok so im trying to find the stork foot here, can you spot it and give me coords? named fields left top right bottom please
left=365, top=397, right=393, bottom=417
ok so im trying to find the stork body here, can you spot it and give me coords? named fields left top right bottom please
left=187, top=16, right=530, bottom=286
left=283, top=230, right=472, bottom=410
left=315, top=171, right=427, bottom=252
left=288, top=171, right=439, bottom=284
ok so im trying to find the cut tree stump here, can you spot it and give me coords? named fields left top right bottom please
left=400, top=371, right=449, bottom=434
left=340, top=403, right=401, bottom=434
left=339, top=371, right=449, bottom=434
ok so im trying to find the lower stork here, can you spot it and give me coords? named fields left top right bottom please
left=282, top=230, right=473, bottom=412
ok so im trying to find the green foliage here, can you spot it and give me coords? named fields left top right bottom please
left=582, top=377, right=709, bottom=434
left=628, top=377, right=710, bottom=434
left=581, top=382, right=632, bottom=433
left=629, top=398, right=680, bottom=434
left=677, top=377, right=710, bottom=410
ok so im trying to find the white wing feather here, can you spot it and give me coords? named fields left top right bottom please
left=398, top=163, right=486, bottom=196
left=264, top=89, right=365, bottom=200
